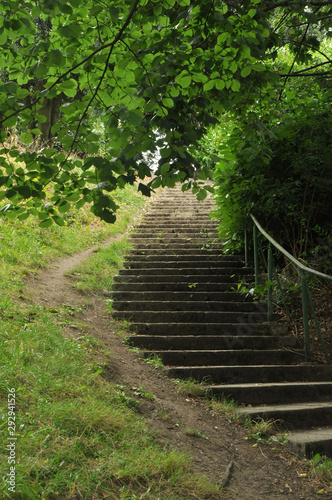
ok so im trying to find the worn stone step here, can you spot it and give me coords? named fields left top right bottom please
left=209, top=382, right=332, bottom=405
left=129, top=238, right=221, bottom=246
left=128, top=335, right=300, bottom=350
left=143, top=213, right=214, bottom=218
left=129, top=322, right=287, bottom=336
left=126, top=254, right=239, bottom=262
left=118, top=267, right=252, bottom=277
left=112, top=291, right=250, bottom=302
left=133, top=227, right=219, bottom=235
left=136, top=223, right=218, bottom=229
left=112, top=282, right=251, bottom=293
left=112, top=310, right=274, bottom=324
left=287, top=428, right=332, bottom=458
left=123, top=260, right=246, bottom=269
left=130, top=249, right=232, bottom=257
left=130, top=232, right=219, bottom=239
left=114, top=274, right=252, bottom=283
left=113, top=300, right=264, bottom=313
left=128, top=243, right=224, bottom=250
left=237, top=402, right=332, bottom=430
left=166, top=364, right=332, bottom=384
left=143, top=349, right=304, bottom=366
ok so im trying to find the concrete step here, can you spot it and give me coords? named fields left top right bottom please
left=209, top=381, right=332, bottom=405
left=124, top=260, right=246, bottom=269
left=112, top=282, right=250, bottom=292
left=128, top=335, right=301, bottom=350
left=126, top=254, right=239, bottom=262
left=128, top=243, right=224, bottom=250
left=132, top=228, right=219, bottom=235
left=130, top=232, right=219, bottom=239
left=113, top=300, right=264, bottom=313
left=130, top=249, right=233, bottom=257
left=237, top=402, right=332, bottom=430
left=112, top=310, right=275, bottom=323
left=118, top=267, right=253, bottom=277
left=142, top=214, right=214, bottom=219
left=136, top=223, right=218, bottom=229
left=114, top=274, right=252, bottom=283
left=143, top=349, right=304, bottom=366
left=129, top=238, right=221, bottom=246
left=166, top=364, right=332, bottom=384
left=112, top=291, right=251, bottom=302
left=287, top=428, right=332, bottom=457
left=129, top=322, right=288, bottom=336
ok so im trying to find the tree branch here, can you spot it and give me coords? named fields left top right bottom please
left=56, top=0, right=141, bottom=167
left=1, top=0, right=141, bottom=128
left=279, top=21, right=309, bottom=99
left=282, top=60, right=332, bottom=75
left=279, top=70, right=332, bottom=77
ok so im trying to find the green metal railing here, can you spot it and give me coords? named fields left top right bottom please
left=244, top=215, right=332, bottom=364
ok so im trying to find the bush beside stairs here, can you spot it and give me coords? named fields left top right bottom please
left=112, top=185, right=332, bottom=459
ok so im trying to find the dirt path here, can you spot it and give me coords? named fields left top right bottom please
left=24, top=239, right=326, bottom=500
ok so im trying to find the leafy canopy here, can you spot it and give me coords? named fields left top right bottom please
left=0, top=0, right=331, bottom=224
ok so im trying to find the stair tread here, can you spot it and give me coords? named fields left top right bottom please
left=288, top=428, right=332, bottom=442
left=237, top=402, right=332, bottom=412
left=210, top=381, right=332, bottom=388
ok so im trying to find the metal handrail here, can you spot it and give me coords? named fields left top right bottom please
left=251, top=215, right=332, bottom=282
left=246, top=214, right=331, bottom=364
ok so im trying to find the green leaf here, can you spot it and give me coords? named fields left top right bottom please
left=52, top=215, right=65, bottom=226
left=162, top=97, right=174, bottom=108
left=138, top=183, right=151, bottom=197
left=196, top=189, right=207, bottom=201
left=231, top=80, right=241, bottom=92
left=215, top=79, right=225, bottom=91
left=0, top=27, right=8, bottom=45
left=127, top=110, right=143, bottom=127
left=20, top=133, right=33, bottom=144
left=2, top=116, right=17, bottom=128
left=17, top=212, right=29, bottom=221
left=241, top=66, right=252, bottom=78
left=59, top=4, right=73, bottom=14
left=203, top=80, right=215, bottom=91
left=57, top=201, right=71, bottom=213
left=39, top=218, right=53, bottom=228
left=175, top=74, right=192, bottom=88
left=160, top=163, right=170, bottom=174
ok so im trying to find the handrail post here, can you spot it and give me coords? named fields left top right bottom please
left=253, top=225, right=259, bottom=288
left=244, top=229, right=248, bottom=268
left=301, top=271, right=311, bottom=362
left=268, top=244, right=273, bottom=321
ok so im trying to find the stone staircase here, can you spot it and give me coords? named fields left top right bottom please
left=112, top=185, right=332, bottom=458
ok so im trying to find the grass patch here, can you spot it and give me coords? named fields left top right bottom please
left=310, top=454, right=332, bottom=495
left=0, top=185, right=222, bottom=499
left=69, top=237, right=133, bottom=294
left=185, top=428, right=209, bottom=440
left=0, top=185, right=147, bottom=298
left=173, top=377, right=208, bottom=397
left=208, top=395, right=239, bottom=418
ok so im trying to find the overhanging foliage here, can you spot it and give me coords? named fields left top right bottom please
left=0, top=0, right=331, bottom=224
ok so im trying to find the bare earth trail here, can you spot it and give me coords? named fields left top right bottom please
left=24, top=238, right=325, bottom=500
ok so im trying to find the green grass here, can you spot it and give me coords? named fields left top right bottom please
left=0, top=185, right=147, bottom=298
left=172, top=378, right=209, bottom=397
left=68, top=237, right=132, bottom=294
left=0, top=185, right=222, bottom=499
